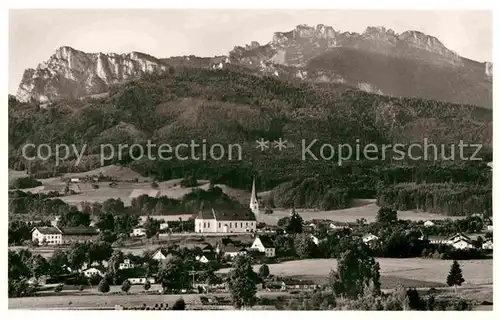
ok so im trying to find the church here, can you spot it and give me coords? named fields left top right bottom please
left=194, top=179, right=260, bottom=233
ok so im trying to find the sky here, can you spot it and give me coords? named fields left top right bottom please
left=9, top=9, right=492, bottom=95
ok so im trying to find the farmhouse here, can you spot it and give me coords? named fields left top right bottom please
left=216, top=243, right=247, bottom=259
left=428, top=233, right=475, bottom=249
left=281, top=278, right=318, bottom=291
left=31, top=226, right=98, bottom=245
left=195, top=208, right=256, bottom=233
left=250, top=235, right=276, bottom=257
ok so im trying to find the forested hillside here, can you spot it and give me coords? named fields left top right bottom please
left=8, top=67, right=492, bottom=213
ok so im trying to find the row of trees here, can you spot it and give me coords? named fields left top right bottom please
left=377, top=183, right=492, bottom=216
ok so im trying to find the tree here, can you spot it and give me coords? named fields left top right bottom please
left=121, top=279, right=131, bottom=294
left=143, top=217, right=160, bottom=238
left=329, top=239, right=381, bottom=298
left=294, top=234, right=316, bottom=259
left=57, top=206, right=91, bottom=227
left=258, top=264, right=270, bottom=278
left=157, top=256, right=189, bottom=292
left=376, top=207, right=398, bottom=224
left=273, top=235, right=294, bottom=257
left=98, top=279, right=110, bottom=293
left=29, top=254, right=49, bottom=279
left=48, top=249, right=68, bottom=277
left=67, top=243, right=88, bottom=271
left=96, top=212, right=115, bottom=231
left=277, top=217, right=290, bottom=228
left=172, top=298, right=186, bottom=310
left=286, top=209, right=304, bottom=234
left=227, top=254, right=258, bottom=309
left=446, top=260, right=465, bottom=292
left=143, top=280, right=151, bottom=291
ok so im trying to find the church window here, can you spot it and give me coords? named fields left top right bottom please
left=219, top=223, right=221, bottom=228
left=207, top=222, right=210, bottom=228
left=203, top=222, right=206, bottom=228
left=230, top=223, right=232, bottom=228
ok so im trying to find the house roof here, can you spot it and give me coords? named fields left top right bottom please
left=449, top=233, right=471, bottom=241
left=153, top=248, right=169, bottom=257
left=282, top=278, right=316, bottom=286
left=196, top=208, right=256, bottom=221
left=200, top=252, right=216, bottom=261
left=33, top=226, right=62, bottom=235
left=60, top=227, right=98, bottom=236
left=255, top=235, right=274, bottom=248
left=221, top=243, right=246, bottom=253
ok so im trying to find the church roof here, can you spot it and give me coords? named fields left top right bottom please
left=196, top=208, right=256, bottom=221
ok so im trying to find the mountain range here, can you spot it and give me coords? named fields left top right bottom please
left=16, top=24, right=492, bottom=108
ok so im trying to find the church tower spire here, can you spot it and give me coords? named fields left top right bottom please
left=250, top=177, right=260, bottom=219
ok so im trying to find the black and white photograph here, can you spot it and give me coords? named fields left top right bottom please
left=6, top=3, right=495, bottom=312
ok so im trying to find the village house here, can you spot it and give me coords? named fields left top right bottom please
left=151, top=248, right=169, bottom=261
left=31, top=226, right=98, bottom=245
left=428, top=233, right=475, bottom=250
left=195, top=208, right=257, bottom=233
left=159, top=222, right=169, bottom=231
left=216, top=243, right=247, bottom=259
left=128, top=276, right=156, bottom=285
left=250, top=235, right=276, bottom=257
left=119, top=259, right=135, bottom=270
left=196, top=252, right=217, bottom=263
left=329, top=221, right=351, bottom=230
left=362, top=233, right=379, bottom=246
left=482, top=239, right=493, bottom=250
left=310, top=234, right=320, bottom=245
left=423, top=220, right=435, bottom=227
left=79, top=260, right=109, bottom=272
left=131, top=227, right=147, bottom=237
left=276, top=278, right=319, bottom=291
left=82, top=267, right=105, bottom=278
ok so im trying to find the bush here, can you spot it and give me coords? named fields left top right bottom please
left=121, top=280, right=131, bottom=293
left=180, top=176, right=198, bottom=188
left=151, top=182, right=159, bottom=188
left=10, top=177, right=42, bottom=189
left=172, top=298, right=186, bottom=310
left=98, top=279, right=110, bottom=293
left=54, top=284, right=64, bottom=292
left=79, top=285, right=85, bottom=291
left=144, top=280, right=151, bottom=291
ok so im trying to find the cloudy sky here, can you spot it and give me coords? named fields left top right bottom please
left=9, top=9, right=492, bottom=94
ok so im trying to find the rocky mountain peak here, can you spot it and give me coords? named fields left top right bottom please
left=271, top=24, right=337, bottom=46
left=16, top=46, right=167, bottom=102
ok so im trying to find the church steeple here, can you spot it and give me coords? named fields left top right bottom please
left=250, top=177, right=260, bottom=218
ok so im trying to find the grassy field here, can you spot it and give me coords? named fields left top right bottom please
left=260, top=200, right=463, bottom=225
left=219, top=258, right=493, bottom=286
